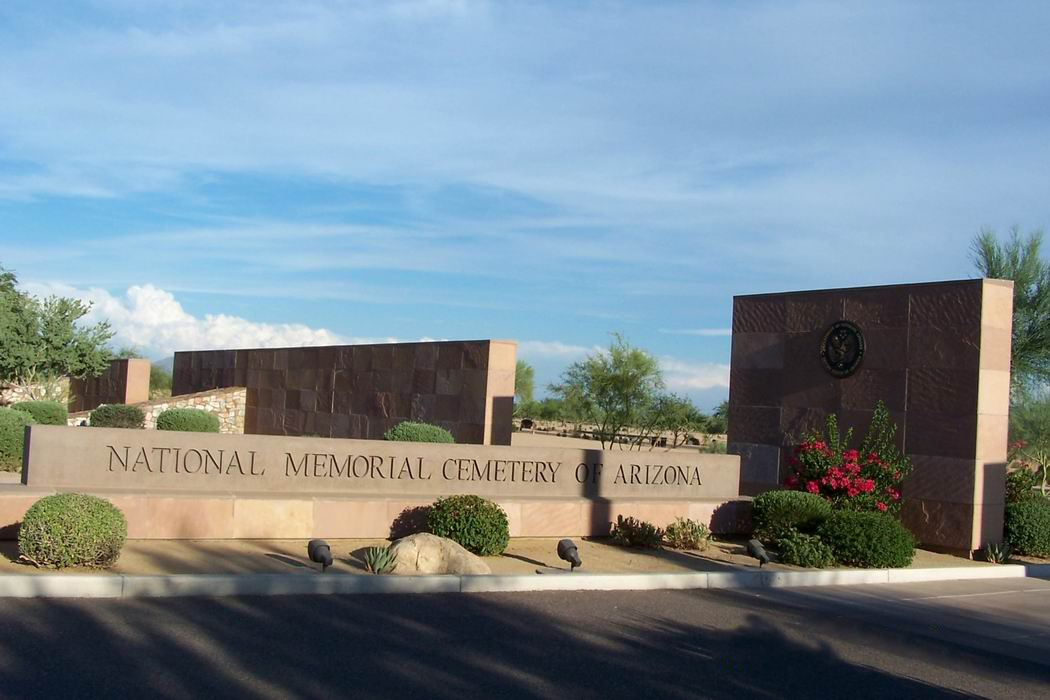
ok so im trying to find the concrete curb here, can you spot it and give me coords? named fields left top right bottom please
left=0, top=564, right=1033, bottom=599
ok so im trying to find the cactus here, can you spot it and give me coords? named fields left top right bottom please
left=984, top=541, right=1012, bottom=564
left=362, top=546, right=396, bottom=574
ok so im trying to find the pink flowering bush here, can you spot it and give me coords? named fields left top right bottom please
left=785, top=402, right=912, bottom=516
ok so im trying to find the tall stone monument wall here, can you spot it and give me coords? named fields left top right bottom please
left=728, top=278, right=1013, bottom=551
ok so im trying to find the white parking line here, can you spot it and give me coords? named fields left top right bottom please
left=904, top=588, right=1050, bottom=601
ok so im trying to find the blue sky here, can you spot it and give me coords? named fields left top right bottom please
left=2, top=1, right=1049, bottom=411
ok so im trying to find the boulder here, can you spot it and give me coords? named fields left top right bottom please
left=388, top=533, right=492, bottom=575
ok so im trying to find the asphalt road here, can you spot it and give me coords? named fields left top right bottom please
left=0, top=578, right=1048, bottom=699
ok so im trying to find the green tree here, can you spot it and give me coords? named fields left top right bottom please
left=550, top=334, right=663, bottom=449
left=0, top=266, right=113, bottom=395
left=971, top=227, right=1050, bottom=390
left=706, top=400, right=728, bottom=434
left=513, top=360, right=535, bottom=417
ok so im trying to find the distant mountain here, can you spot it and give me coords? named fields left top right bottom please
left=153, top=356, right=174, bottom=375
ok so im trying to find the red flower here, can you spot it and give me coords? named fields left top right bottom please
left=806, top=481, right=820, bottom=494
left=876, top=501, right=887, bottom=512
left=785, top=476, right=799, bottom=488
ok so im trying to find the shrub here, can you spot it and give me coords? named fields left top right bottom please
left=1005, top=498, right=1050, bottom=557
left=18, top=493, right=127, bottom=568
left=362, top=546, right=396, bottom=574
left=156, top=408, right=220, bottom=433
left=384, top=421, right=455, bottom=443
left=0, top=407, right=35, bottom=472
left=777, top=529, right=836, bottom=568
left=89, top=404, right=145, bottom=429
left=663, top=517, right=710, bottom=550
left=751, top=490, right=833, bottom=544
left=1007, top=467, right=1043, bottom=504
left=11, top=400, right=68, bottom=426
left=785, top=401, right=912, bottom=515
left=816, top=511, right=915, bottom=568
left=609, top=515, right=664, bottom=548
left=426, top=494, right=509, bottom=556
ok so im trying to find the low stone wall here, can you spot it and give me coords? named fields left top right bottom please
left=0, top=378, right=70, bottom=406
left=68, top=387, right=247, bottom=434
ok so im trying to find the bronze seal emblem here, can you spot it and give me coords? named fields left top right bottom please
left=820, top=321, right=864, bottom=377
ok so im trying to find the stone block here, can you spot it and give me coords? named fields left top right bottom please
left=908, top=281, right=983, bottom=329
left=857, top=328, right=908, bottom=370
left=980, top=278, right=1014, bottom=331
left=729, top=369, right=782, bottom=408
left=733, top=296, right=785, bottom=334
left=900, top=498, right=976, bottom=550
left=521, top=502, right=583, bottom=536
left=902, top=456, right=977, bottom=504
left=730, top=332, right=785, bottom=370
left=728, top=405, right=781, bottom=445
left=785, top=293, right=843, bottom=333
left=839, top=369, right=906, bottom=411
left=979, top=326, right=1012, bottom=371
left=437, top=344, right=464, bottom=369
left=842, top=288, right=909, bottom=329
left=977, top=369, right=1010, bottom=417
left=313, top=499, right=388, bottom=538
left=975, top=414, right=1009, bottom=464
left=233, top=499, right=313, bottom=539
left=729, top=442, right=781, bottom=487
left=906, top=325, right=980, bottom=369
left=904, top=411, right=977, bottom=459
left=906, top=368, right=978, bottom=416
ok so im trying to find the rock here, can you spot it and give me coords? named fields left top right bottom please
left=387, top=533, right=491, bottom=575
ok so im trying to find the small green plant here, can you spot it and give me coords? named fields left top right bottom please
left=362, top=546, right=396, bottom=574
left=11, top=400, right=68, bottom=426
left=1006, top=467, right=1042, bottom=503
left=983, top=541, right=1012, bottom=564
left=663, top=517, right=710, bottom=550
left=384, top=421, right=455, bottom=443
left=89, top=404, right=145, bottom=429
left=426, top=494, right=510, bottom=555
left=18, top=493, right=127, bottom=568
left=0, top=407, right=35, bottom=472
left=751, top=490, right=833, bottom=544
left=777, top=529, right=836, bottom=568
left=1004, top=498, right=1050, bottom=557
left=816, top=511, right=915, bottom=568
left=609, top=515, right=664, bottom=548
left=156, top=408, right=220, bottom=433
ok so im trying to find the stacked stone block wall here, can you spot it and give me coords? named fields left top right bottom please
left=170, top=340, right=517, bottom=445
left=68, top=387, right=246, bottom=434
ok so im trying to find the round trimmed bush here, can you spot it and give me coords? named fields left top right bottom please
left=752, top=490, right=833, bottom=544
left=816, top=511, right=915, bottom=568
left=156, top=408, right=220, bottom=433
left=384, top=421, right=455, bottom=443
left=1005, top=498, right=1050, bottom=557
left=663, top=516, right=710, bottom=550
left=18, top=493, right=127, bottom=568
left=89, top=404, right=145, bottom=429
left=777, top=529, right=836, bottom=568
left=426, top=494, right=509, bottom=555
left=11, top=400, right=68, bottom=426
left=0, top=407, right=35, bottom=472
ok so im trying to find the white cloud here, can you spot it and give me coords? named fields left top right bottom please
left=658, top=328, right=732, bottom=337
left=660, top=357, right=731, bottom=391
left=516, top=340, right=595, bottom=359
left=21, top=281, right=371, bottom=358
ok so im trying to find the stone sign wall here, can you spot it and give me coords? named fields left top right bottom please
left=171, top=339, right=516, bottom=446
left=22, top=425, right=740, bottom=502
left=728, top=278, right=1013, bottom=551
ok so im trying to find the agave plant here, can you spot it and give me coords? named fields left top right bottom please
left=362, top=546, right=396, bottom=574
left=984, top=541, right=1012, bottom=564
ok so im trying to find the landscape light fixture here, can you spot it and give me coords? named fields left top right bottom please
left=746, top=539, right=770, bottom=567
left=557, top=539, right=582, bottom=572
left=308, top=539, right=333, bottom=572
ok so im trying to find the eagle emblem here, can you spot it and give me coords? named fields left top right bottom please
left=820, top=321, right=864, bottom=377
